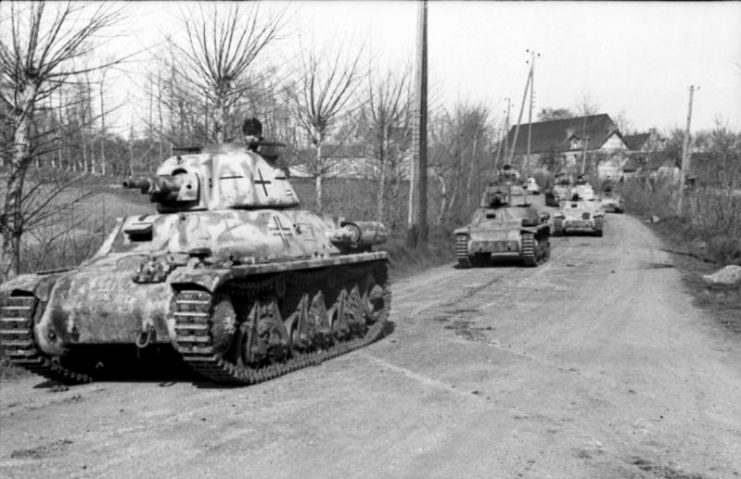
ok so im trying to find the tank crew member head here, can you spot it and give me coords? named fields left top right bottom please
left=242, top=117, right=263, bottom=150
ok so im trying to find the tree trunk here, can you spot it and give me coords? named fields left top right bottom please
left=214, top=96, right=227, bottom=143
left=99, top=75, right=106, bottom=175
left=436, top=170, right=448, bottom=225
left=157, top=73, right=164, bottom=160
left=376, top=128, right=388, bottom=222
left=1, top=83, right=38, bottom=281
left=315, top=143, right=323, bottom=212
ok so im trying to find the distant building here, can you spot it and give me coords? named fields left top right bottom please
left=504, top=114, right=629, bottom=180
left=622, top=129, right=672, bottom=180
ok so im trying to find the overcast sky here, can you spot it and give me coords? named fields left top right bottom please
left=115, top=1, right=741, bottom=134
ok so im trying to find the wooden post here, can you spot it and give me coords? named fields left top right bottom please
left=678, top=85, right=696, bottom=214
left=407, top=0, right=428, bottom=247
left=526, top=50, right=539, bottom=173
left=507, top=66, right=532, bottom=168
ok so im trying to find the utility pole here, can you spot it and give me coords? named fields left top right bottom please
left=678, top=85, right=698, bottom=214
left=494, top=97, right=510, bottom=170
left=407, top=0, right=428, bottom=247
left=507, top=59, right=533, bottom=168
left=526, top=49, right=540, bottom=173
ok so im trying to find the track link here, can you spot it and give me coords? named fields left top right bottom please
left=456, top=235, right=472, bottom=268
left=0, top=295, right=92, bottom=384
left=174, top=263, right=391, bottom=385
left=522, top=233, right=537, bottom=266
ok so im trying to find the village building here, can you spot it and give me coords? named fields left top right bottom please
left=504, top=114, right=629, bottom=180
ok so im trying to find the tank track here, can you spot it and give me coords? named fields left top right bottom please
left=522, top=233, right=549, bottom=267
left=0, top=295, right=92, bottom=384
left=173, top=262, right=391, bottom=385
left=553, top=218, right=564, bottom=236
left=456, top=235, right=472, bottom=268
left=594, top=216, right=604, bottom=236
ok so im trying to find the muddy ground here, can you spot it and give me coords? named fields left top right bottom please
left=1, top=208, right=740, bottom=479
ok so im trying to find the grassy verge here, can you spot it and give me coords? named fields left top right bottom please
left=627, top=205, right=741, bottom=336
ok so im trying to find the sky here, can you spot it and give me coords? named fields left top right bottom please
left=108, top=1, right=741, bottom=135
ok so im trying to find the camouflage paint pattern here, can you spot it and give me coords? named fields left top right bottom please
left=0, top=141, right=389, bottom=357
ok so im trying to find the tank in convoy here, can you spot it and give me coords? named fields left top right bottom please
left=454, top=165, right=551, bottom=267
left=0, top=118, right=391, bottom=385
left=552, top=175, right=606, bottom=236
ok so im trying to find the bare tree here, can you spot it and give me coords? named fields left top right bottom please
left=573, top=93, right=601, bottom=175
left=0, top=1, right=127, bottom=281
left=429, top=103, right=493, bottom=225
left=288, top=44, right=364, bottom=212
left=172, top=3, right=284, bottom=142
left=361, top=66, right=413, bottom=223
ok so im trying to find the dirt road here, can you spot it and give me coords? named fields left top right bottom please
left=1, top=212, right=740, bottom=479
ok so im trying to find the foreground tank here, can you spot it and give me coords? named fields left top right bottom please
left=553, top=184, right=606, bottom=236
left=0, top=139, right=390, bottom=385
left=454, top=182, right=551, bottom=267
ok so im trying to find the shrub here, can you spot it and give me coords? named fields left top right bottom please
left=624, top=178, right=741, bottom=265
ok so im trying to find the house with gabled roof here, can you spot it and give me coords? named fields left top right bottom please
left=622, top=129, right=668, bottom=179
left=504, top=114, right=629, bottom=179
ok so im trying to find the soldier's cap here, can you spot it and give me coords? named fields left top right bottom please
left=242, top=118, right=263, bottom=137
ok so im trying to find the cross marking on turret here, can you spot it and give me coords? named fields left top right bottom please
left=255, top=169, right=272, bottom=196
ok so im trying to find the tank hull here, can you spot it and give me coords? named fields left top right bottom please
left=454, top=207, right=550, bottom=268
left=0, top=209, right=390, bottom=385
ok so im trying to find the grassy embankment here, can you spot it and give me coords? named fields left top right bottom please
left=622, top=179, right=741, bottom=334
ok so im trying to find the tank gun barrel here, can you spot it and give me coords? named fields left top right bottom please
left=123, top=175, right=180, bottom=194
left=329, top=221, right=388, bottom=249
left=123, top=175, right=186, bottom=201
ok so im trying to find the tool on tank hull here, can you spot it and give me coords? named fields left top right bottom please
left=0, top=119, right=391, bottom=385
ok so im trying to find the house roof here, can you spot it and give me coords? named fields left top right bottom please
left=645, top=151, right=680, bottom=170
left=505, top=114, right=621, bottom=154
left=623, top=133, right=651, bottom=151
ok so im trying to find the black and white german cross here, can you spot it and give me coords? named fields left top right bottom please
left=255, top=169, right=271, bottom=196
left=268, top=215, right=293, bottom=246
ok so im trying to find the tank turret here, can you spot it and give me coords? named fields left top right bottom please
left=124, top=142, right=299, bottom=213
left=0, top=118, right=391, bottom=386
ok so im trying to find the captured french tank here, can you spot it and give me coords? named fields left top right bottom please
left=553, top=182, right=606, bottom=236
left=0, top=119, right=391, bottom=385
left=454, top=179, right=551, bottom=267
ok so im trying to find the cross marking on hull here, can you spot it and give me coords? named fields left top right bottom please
left=269, top=215, right=292, bottom=246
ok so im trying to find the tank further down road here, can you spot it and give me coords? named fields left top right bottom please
left=0, top=128, right=391, bottom=385
left=454, top=181, right=551, bottom=268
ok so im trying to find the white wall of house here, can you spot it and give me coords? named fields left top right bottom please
left=600, top=133, right=628, bottom=151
